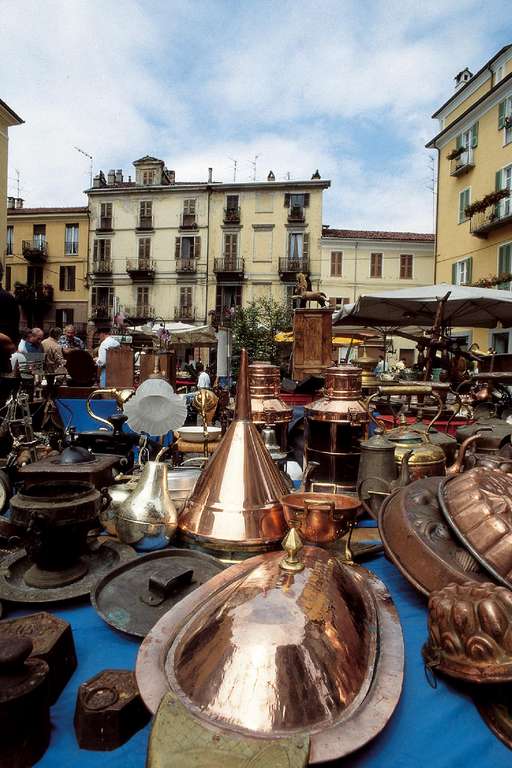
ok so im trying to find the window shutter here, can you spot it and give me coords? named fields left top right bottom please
left=499, top=244, right=511, bottom=289
left=303, top=233, right=309, bottom=260
left=194, top=237, right=201, bottom=259
left=455, top=134, right=463, bottom=149
left=284, top=193, right=290, bottom=207
left=459, top=191, right=466, bottom=222
left=451, top=262, right=456, bottom=284
left=93, top=240, right=98, bottom=260
left=496, top=170, right=502, bottom=191
left=466, top=257, right=472, bottom=284
left=59, top=267, right=65, bottom=291
left=303, top=193, right=310, bottom=207
left=499, top=100, right=506, bottom=129
left=471, top=122, right=479, bottom=148
left=175, top=237, right=181, bottom=259
left=105, top=240, right=111, bottom=259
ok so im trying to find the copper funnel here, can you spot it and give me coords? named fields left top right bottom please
left=178, top=349, right=288, bottom=555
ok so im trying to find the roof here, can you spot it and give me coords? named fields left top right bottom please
left=432, top=45, right=511, bottom=118
left=7, top=206, right=88, bottom=215
left=0, top=97, right=23, bottom=126
left=86, top=179, right=330, bottom=194
left=133, top=155, right=163, bottom=164
left=322, top=227, right=434, bottom=242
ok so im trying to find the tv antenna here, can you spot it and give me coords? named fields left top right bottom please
left=249, top=154, right=260, bottom=181
left=74, top=146, right=93, bottom=187
left=227, top=157, right=238, bottom=183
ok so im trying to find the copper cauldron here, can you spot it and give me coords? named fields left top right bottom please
left=280, top=492, right=360, bottom=545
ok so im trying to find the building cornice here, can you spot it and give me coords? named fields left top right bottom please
left=85, top=180, right=330, bottom=196
left=0, top=98, right=24, bottom=126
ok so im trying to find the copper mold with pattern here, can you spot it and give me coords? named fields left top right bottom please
left=439, top=467, right=512, bottom=588
left=423, top=581, right=512, bottom=683
left=378, top=477, right=489, bottom=597
left=136, top=545, right=404, bottom=764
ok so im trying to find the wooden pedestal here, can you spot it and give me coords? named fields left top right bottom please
left=292, top=308, right=333, bottom=381
left=105, top=347, right=134, bottom=388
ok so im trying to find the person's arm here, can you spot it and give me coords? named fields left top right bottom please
left=77, top=337, right=85, bottom=350
left=96, top=340, right=107, bottom=368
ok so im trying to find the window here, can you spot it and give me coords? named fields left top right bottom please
left=93, top=239, right=111, bottom=264
left=176, top=236, right=200, bottom=261
left=288, top=232, right=309, bottom=263
left=456, top=123, right=478, bottom=152
left=180, top=286, right=192, bottom=310
left=6, top=225, right=13, bottom=255
left=137, top=286, right=149, bottom=309
left=139, top=201, right=152, bottom=227
left=5, top=266, right=11, bottom=292
left=400, top=254, right=413, bottom=279
left=496, top=65, right=505, bottom=84
left=59, top=266, right=76, bottom=291
left=99, top=203, right=112, bottom=229
left=285, top=284, right=295, bottom=307
left=452, top=257, right=472, bottom=285
left=224, top=232, right=238, bottom=261
left=496, top=166, right=512, bottom=219
left=56, top=308, right=74, bottom=326
left=91, top=286, right=114, bottom=313
left=458, top=188, right=471, bottom=223
left=370, top=252, right=383, bottom=278
left=499, top=97, right=512, bottom=144
left=142, top=170, right=155, bottom=185
left=226, top=195, right=239, bottom=211
left=27, top=265, right=43, bottom=287
left=330, top=251, right=343, bottom=277
left=183, top=199, right=196, bottom=215
left=215, top=285, right=242, bottom=317
left=33, top=224, right=46, bottom=248
left=285, top=193, right=309, bottom=209
left=329, top=297, right=350, bottom=308
left=65, top=224, right=79, bottom=255
left=498, top=243, right=512, bottom=289
left=138, top=237, right=151, bottom=261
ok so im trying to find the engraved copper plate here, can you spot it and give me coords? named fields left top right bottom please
left=439, top=468, right=512, bottom=588
left=136, top=546, right=404, bottom=764
left=379, top=477, right=489, bottom=597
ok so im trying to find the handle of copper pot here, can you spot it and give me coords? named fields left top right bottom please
left=365, top=391, right=388, bottom=432
left=357, top=478, right=391, bottom=519
left=446, top=427, right=493, bottom=476
left=377, top=384, right=433, bottom=396
left=141, top=567, right=194, bottom=606
left=86, top=388, right=119, bottom=431
left=303, top=498, right=336, bottom=522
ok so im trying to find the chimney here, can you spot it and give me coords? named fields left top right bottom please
left=454, top=67, right=473, bottom=90
left=15, top=198, right=24, bottom=209
left=107, top=169, right=116, bottom=185
left=168, top=170, right=176, bottom=184
left=267, top=170, right=275, bottom=182
left=208, top=167, right=213, bottom=183
left=115, top=169, right=123, bottom=183
left=311, top=169, right=321, bottom=179
left=7, top=197, right=15, bottom=209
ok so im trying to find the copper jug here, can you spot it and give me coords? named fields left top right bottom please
left=357, top=428, right=397, bottom=489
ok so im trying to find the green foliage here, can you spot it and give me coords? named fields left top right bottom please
left=231, top=297, right=293, bottom=366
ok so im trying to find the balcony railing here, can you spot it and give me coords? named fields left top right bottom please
left=14, top=283, right=54, bottom=306
left=90, top=304, right=112, bottom=321
left=470, top=199, right=512, bottom=238
left=279, top=257, right=309, bottom=277
left=213, top=257, right=245, bottom=277
left=92, top=259, right=112, bottom=274
left=287, top=206, right=305, bottom=223
left=176, top=258, right=197, bottom=274
left=126, top=258, right=156, bottom=277
left=449, top=148, right=474, bottom=177
left=210, top=309, right=238, bottom=328
left=96, top=217, right=113, bottom=232
left=123, top=305, right=155, bottom=322
left=22, top=239, right=48, bottom=262
left=136, top=215, right=153, bottom=231
left=174, top=306, right=196, bottom=321
left=180, top=212, right=197, bottom=230
left=223, top=207, right=241, bottom=224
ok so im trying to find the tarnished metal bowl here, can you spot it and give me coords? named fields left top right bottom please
left=280, top=491, right=360, bottom=544
left=166, top=467, right=201, bottom=513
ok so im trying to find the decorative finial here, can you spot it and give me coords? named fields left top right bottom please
left=280, top=527, right=304, bottom=572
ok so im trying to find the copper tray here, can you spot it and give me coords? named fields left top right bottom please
left=136, top=547, right=404, bottom=764
left=439, top=468, right=512, bottom=588
left=378, top=477, right=489, bottom=597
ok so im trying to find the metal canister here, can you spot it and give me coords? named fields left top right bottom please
left=357, top=428, right=398, bottom=489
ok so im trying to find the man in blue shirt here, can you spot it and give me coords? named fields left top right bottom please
left=59, top=324, right=84, bottom=350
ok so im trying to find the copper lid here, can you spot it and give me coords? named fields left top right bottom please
left=136, top=546, right=404, bottom=763
left=178, top=349, right=289, bottom=553
left=304, top=365, right=368, bottom=423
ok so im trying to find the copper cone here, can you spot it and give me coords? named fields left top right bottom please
left=178, top=349, right=288, bottom=554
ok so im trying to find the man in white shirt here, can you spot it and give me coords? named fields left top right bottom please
left=94, top=327, right=120, bottom=386
left=196, top=362, right=211, bottom=389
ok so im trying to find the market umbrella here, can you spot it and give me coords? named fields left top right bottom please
left=134, top=322, right=218, bottom=346
left=274, top=331, right=364, bottom=346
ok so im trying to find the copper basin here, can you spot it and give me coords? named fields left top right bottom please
left=280, top=492, right=360, bottom=544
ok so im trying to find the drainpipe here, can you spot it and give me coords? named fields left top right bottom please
left=205, top=176, right=211, bottom=325
left=433, top=146, right=440, bottom=284
left=353, top=240, right=359, bottom=302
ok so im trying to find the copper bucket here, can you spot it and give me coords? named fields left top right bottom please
left=280, top=492, right=360, bottom=545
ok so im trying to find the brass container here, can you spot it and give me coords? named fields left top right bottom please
left=389, top=429, right=446, bottom=480
left=357, top=347, right=379, bottom=393
left=280, top=491, right=360, bottom=545
left=178, top=349, right=289, bottom=556
left=304, top=365, right=369, bottom=489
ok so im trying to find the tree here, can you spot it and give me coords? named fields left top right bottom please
left=231, top=296, right=293, bottom=367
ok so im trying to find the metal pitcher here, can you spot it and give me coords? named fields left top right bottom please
left=357, top=428, right=397, bottom=489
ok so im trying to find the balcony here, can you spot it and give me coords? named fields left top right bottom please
left=174, top=306, right=196, bottom=322
left=176, top=257, right=197, bottom=274
left=287, top=206, right=305, bottom=223
left=126, top=258, right=156, bottom=279
left=449, top=148, right=474, bottom=177
left=96, top=217, right=113, bottom=232
left=213, top=257, right=245, bottom=280
left=223, top=207, right=241, bottom=224
left=123, top=305, right=155, bottom=323
left=136, top=215, right=154, bottom=231
left=14, top=283, right=53, bottom=306
left=470, top=199, right=512, bottom=238
left=210, top=309, right=238, bottom=328
left=90, top=304, right=112, bottom=321
left=279, top=256, right=309, bottom=280
left=179, top=213, right=197, bottom=230
left=92, top=259, right=112, bottom=275
left=22, top=239, right=48, bottom=263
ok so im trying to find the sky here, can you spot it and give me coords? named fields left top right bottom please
left=1, top=0, right=510, bottom=232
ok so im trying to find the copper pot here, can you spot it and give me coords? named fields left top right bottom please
left=280, top=492, right=360, bottom=544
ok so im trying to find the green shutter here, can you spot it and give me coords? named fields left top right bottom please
left=466, top=257, right=473, bottom=284
left=471, top=122, right=479, bottom=148
left=499, top=244, right=511, bottom=289
left=496, top=170, right=502, bottom=191
left=459, top=189, right=469, bottom=223
left=284, top=193, right=290, bottom=207
left=455, top=134, right=463, bottom=149
left=451, top=262, right=457, bottom=284
left=499, top=100, right=506, bottom=129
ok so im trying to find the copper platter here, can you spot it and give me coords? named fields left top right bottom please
left=474, top=685, right=512, bottom=750
left=136, top=546, right=404, bottom=763
left=378, top=477, right=489, bottom=597
left=439, top=468, right=512, bottom=588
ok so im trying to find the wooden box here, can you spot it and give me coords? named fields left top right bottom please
left=292, top=308, right=333, bottom=381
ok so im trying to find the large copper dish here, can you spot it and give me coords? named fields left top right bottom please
left=280, top=492, right=360, bottom=544
left=378, top=477, right=489, bottom=596
left=439, top=468, right=512, bottom=588
left=136, top=546, right=404, bottom=763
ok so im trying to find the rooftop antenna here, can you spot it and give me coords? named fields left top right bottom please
left=228, top=157, right=238, bottom=182
left=249, top=154, right=260, bottom=182
left=14, top=169, right=20, bottom=197
left=74, top=146, right=93, bottom=187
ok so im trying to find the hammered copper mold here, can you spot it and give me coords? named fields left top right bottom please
left=439, top=468, right=512, bottom=588
left=423, top=581, right=512, bottom=683
left=378, top=477, right=489, bottom=597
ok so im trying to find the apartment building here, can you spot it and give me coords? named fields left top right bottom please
left=86, top=156, right=330, bottom=326
left=6, top=201, right=89, bottom=330
left=427, top=44, right=512, bottom=348
left=0, top=98, right=23, bottom=271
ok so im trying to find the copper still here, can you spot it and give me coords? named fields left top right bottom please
left=178, top=349, right=289, bottom=556
left=304, top=365, right=369, bottom=491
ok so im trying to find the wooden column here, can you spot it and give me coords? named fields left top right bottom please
left=292, top=308, right=334, bottom=381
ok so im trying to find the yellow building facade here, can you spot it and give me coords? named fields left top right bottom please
left=428, top=45, right=512, bottom=349
left=0, top=98, right=23, bottom=273
left=6, top=204, right=89, bottom=331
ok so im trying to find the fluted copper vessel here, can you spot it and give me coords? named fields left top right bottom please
left=178, top=349, right=289, bottom=555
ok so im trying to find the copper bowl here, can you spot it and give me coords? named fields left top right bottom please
left=280, top=491, right=360, bottom=544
